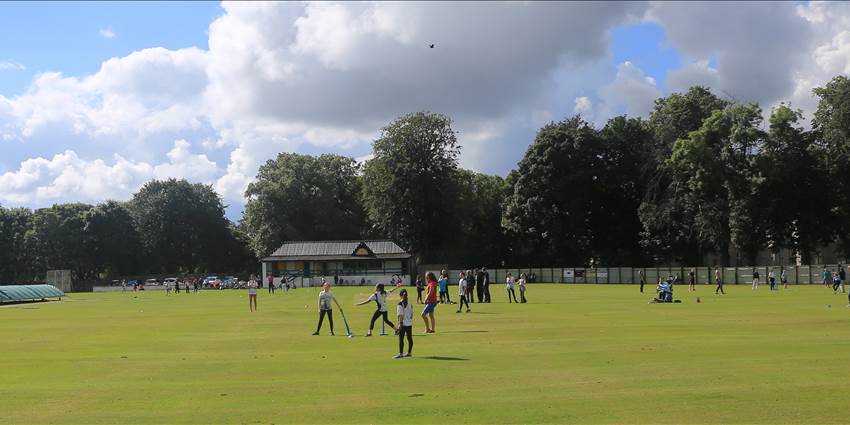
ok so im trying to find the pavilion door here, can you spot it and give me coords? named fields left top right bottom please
left=303, top=261, right=311, bottom=277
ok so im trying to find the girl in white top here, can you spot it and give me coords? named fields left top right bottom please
left=247, top=279, right=258, bottom=312
left=456, top=271, right=470, bottom=313
left=357, top=283, right=401, bottom=336
left=505, top=272, right=519, bottom=303
left=313, top=282, right=342, bottom=336
left=518, top=273, right=528, bottom=303
left=394, top=289, right=414, bottom=359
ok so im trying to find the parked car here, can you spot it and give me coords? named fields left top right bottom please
left=163, top=278, right=178, bottom=286
left=222, top=276, right=238, bottom=288
left=203, top=276, right=219, bottom=288
left=145, top=278, right=159, bottom=286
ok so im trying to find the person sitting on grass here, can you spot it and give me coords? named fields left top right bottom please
left=356, top=283, right=401, bottom=337
left=651, top=279, right=674, bottom=303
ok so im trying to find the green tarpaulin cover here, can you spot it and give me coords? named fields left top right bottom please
left=0, top=285, right=64, bottom=302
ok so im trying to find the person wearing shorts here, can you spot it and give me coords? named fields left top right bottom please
left=394, top=289, right=414, bottom=359
left=248, top=278, right=258, bottom=312
left=421, top=272, right=439, bottom=334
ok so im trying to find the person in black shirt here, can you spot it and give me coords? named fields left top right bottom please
left=475, top=268, right=485, bottom=303
left=483, top=268, right=491, bottom=303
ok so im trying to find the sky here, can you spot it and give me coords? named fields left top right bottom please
left=1, top=1, right=849, bottom=220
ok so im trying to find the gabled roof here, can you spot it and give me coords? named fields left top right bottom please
left=264, top=240, right=411, bottom=261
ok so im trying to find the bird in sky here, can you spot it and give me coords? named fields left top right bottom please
left=429, top=43, right=435, bottom=48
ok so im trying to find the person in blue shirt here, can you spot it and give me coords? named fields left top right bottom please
left=438, top=270, right=452, bottom=304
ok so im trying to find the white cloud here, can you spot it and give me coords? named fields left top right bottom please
left=0, top=140, right=216, bottom=205
left=99, top=27, right=116, bottom=39
left=3, top=1, right=850, bottom=214
left=0, top=60, right=26, bottom=71
left=574, top=97, right=593, bottom=115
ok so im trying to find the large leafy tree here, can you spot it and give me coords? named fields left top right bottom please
left=0, top=206, right=36, bottom=284
left=242, top=153, right=367, bottom=258
left=452, top=169, right=510, bottom=267
left=813, top=75, right=850, bottom=257
left=640, top=87, right=730, bottom=264
left=503, top=117, right=603, bottom=265
left=129, top=179, right=237, bottom=273
left=756, top=104, right=830, bottom=263
left=361, top=111, right=461, bottom=261
left=83, top=201, right=141, bottom=277
left=26, top=203, right=98, bottom=280
left=666, top=104, right=765, bottom=265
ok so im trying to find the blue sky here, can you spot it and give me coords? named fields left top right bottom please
left=0, top=1, right=845, bottom=219
left=0, top=1, right=221, bottom=96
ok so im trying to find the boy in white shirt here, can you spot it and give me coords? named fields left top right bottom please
left=394, top=289, right=414, bottom=359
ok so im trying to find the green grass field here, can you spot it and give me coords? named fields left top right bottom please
left=3, top=284, right=850, bottom=424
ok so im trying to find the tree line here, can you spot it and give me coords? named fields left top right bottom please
left=2, top=75, right=849, bottom=283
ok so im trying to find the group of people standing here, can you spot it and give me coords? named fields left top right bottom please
left=415, top=268, right=493, bottom=304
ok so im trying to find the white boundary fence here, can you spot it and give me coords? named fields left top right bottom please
left=437, top=265, right=848, bottom=285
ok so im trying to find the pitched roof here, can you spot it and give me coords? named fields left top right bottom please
left=264, top=240, right=410, bottom=261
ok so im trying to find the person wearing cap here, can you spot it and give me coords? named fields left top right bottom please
left=394, top=288, right=414, bottom=359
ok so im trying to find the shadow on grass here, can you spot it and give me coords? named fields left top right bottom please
left=421, top=356, right=469, bottom=361
left=442, top=330, right=488, bottom=333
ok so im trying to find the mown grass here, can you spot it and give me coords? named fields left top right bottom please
left=2, top=284, right=849, bottom=424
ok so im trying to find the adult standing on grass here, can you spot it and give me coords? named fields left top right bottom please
left=175, top=280, right=180, bottom=294
left=313, top=281, right=342, bottom=336
left=476, top=268, right=485, bottom=303
left=466, top=269, right=476, bottom=302
left=768, top=269, right=776, bottom=291
left=421, top=272, right=439, bottom=334
left=505, top=272, right=519, bottom=303
left=456, top=271, right=470, bottom=313
left=752, top=268, right=760, bottom=290
left=415, top=275, right=424, bottom=304
left=639, top=269, right=646, bottom=293
left=688, top=268, right=696, bottom=292
left=356, top=283, right=400, bottom=337
left=518, top=272, right=528, bottom=303
left=839, top=266, right=846, bottom=293
left=781, top=268, right=788, bottom=289
left=483, top=267, right=492, bottom=303
left=268, top=278, right=275, bottom=294
left=248, top=278, right=258, bottom=312
left=715, top=266, right=725, bottom=295
left=394, top=289, right=414, bottom=359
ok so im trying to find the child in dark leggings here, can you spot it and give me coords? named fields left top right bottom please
left=394, top=289, right=414, bottom=359
left=357, top=283, right=400, bottom=336
left=312, top=281, right=342, bottom=336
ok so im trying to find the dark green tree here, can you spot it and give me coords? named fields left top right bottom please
left=812, top=75, right=850, bottom=257
left=83, top=201, right=141, bottom=277
left=0, top=206, right=36, bottom=284
left=756, top=104, right=830, bottom=263
left=242, top=153, right=367, bottom=259
left=640, top=87, right=730, bottom=264
left=129, top=179, right=236, bottom=273
left=453, top=169, right=510, bottom=267
left=26, top=203, right=97, bottom=280
left=361, top=112, right=461, bottom=261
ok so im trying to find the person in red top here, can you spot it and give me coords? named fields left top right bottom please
left=420, top=271, right=439, bottom=334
